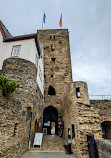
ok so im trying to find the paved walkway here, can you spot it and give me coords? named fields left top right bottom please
left=21, top=135, right=77, bottom=158
left=32, top=135, right=65, bottom=151
left=22, top=151, right=77, bottom=158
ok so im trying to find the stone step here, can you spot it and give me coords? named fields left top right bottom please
left=21, top=151, right=77, bottom=158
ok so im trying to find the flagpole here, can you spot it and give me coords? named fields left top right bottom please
left=42, top=12, right=44, bottom=30
left=61, top=13, right=62, bottom=29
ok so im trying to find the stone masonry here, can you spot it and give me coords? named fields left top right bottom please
left=62, top=82, right=102, bottom=158
left=38, top=29, right=72, bottom=114
left=1, top=29, right=111, bottom=158
left=0, top=58, right=42, bottom=158
left=96, top=139, right=111, bottom=158
left=90, top=100, right=111, bottom=123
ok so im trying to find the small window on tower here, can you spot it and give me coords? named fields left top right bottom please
left=51, top=58, right=56, bottom=62
left=50, top=34, right=56, bottom=40
left=76, top=87, right=80, bottom=98
left=50, top=35, right=52, bottom=39
left=48, top=86, right=56, bottom=96
left=59, top=41, right=62, bottom=44
left=11, top=45, right=21, bottom=57
left=72, top=124, right=75, bottom=139
left=51, top=74, right=53, bottom=78
left=53, top=35, right=55, bottom=39
left=13, top=123, right=19, bottom=136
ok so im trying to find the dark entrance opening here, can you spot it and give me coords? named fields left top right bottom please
left=48, top=86, right=56, bottom=96
left=101, top=121, right=111, bottom=139
left=43, top=106, right=58, bottom=135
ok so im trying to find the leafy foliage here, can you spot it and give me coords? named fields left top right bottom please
left=0, top=75, right=20, bottom=97
left=104, top=102, right=111, bottom=107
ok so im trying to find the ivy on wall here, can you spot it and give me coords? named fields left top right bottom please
left=0, top=75, right=20, bottom=97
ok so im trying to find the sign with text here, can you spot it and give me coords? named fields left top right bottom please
left=33, top=133, right=43, bottom=147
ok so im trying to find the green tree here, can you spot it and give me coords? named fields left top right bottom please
left=0, top=75, right=20, bottom=97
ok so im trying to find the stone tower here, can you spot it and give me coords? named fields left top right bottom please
left=38, top=29, right=72, bottom=114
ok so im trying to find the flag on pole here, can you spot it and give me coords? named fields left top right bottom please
left=59, top=13, right=62, bottom=27
left=43, top=13, right=46, bottom=23
left=42, top=12, right=46, bottom=29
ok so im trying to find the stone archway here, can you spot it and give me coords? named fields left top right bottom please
left=43, top=106, right=58, bottom=135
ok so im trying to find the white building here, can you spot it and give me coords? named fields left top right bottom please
left=0, top=21, right=44, bottom=94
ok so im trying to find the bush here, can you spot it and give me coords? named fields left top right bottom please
left=0, top=75, right=20, bottom=97
left=104, top=102, right=111, bottom=107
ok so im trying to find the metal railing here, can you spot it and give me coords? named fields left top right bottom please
left=89, top=95, right=111, bottom=100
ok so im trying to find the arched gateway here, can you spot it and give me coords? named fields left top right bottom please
left=43, top=106, right=58, bottom=135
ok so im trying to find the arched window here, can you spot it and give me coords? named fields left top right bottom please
left=48, top=86, right=56, bottom=96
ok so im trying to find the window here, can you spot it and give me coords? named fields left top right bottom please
left=50, top=34, right=56, bottom=40
left=51, top=58, right=56, bottom=62
left=48, top=86, right=56, bottom=96
left=76, top=87, right=80, bottom=98
left=59, top=41, right=62, bottom=44
left=72, top=124, right=75, bottom=138
left=35, top=53, right=38, bottom=67
left=13, top=123, right=19, bottom=136
left=51, top=74, right=53, bottom=78
left=11, top=45, right=21, bottom=57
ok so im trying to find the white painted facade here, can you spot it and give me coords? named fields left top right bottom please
left=37, top=46, right=44, bottom=95
left=0, top=31, right=44, bottom=95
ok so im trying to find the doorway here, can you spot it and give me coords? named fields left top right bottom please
left=43, top=106, right=58, bottom=135
left=101, top=121, right=111, bottom=139
left=51, top=122, right=55, bottom=135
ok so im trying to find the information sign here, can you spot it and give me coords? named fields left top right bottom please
left=33, top=133, right=43, bottom=148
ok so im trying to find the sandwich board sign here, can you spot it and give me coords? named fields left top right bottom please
left=33, top=133, right=43, bottom=148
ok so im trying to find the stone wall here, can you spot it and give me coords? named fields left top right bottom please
left=32, top=84, right=43, bottom=143
left=96, top=139, right=111, bottom=158
left=38, top=29, right=72, bottom=114
left=0, top=91, right=30, bottom=157
left=90, top=100, right=111, bottom=123
left=71, top=81, right=90, bottom=105
left=0, top=58, right=42, bottom=158
left=62, top=82, right=102, bottom=158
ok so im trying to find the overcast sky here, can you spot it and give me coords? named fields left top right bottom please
left=0, top=0, right=111, bottom=99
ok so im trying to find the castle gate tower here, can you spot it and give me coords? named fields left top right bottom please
left=38, top=29, right=72, bottom=134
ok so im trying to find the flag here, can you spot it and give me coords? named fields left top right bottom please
left=59, top=14, right=62, bottom=27
left=43, top=13, right=46, bottom=23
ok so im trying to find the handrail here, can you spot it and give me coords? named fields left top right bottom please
left=89, top=95, right=111, bottom=100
